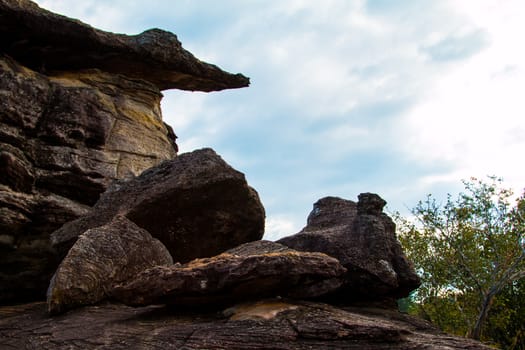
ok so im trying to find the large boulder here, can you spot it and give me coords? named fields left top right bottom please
left=278, top=194, right=421, bottom=304
left=112, top=241, right=346, bottom=307
left=47, top=216, right=173, bottom=315
left=52, top=148, right=266, bottom=264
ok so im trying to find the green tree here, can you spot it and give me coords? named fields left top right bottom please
left=397, top=177, right=525, bottom=344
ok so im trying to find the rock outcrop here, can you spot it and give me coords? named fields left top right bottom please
left=47, top=216, right=173, bottom=315
left=51, top=148, right=266, bottom=263
left=112, top=241, right=345, bottom=307
left=0, top=0, right=249, bottom=91
left=0, top=0, right=251, bottom=303
left=0, top=2, right=494, bottom=349
left=0, top=301, right=493, bottom=349
left=278, top=194, right=421, bottom=305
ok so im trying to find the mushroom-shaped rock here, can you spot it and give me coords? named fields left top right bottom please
left=0, top=0, right=249, bottom=91
left=278, top=194, right=421, bottom=305
left=111, top=241, right=346, bottom=307
left=51, top=148, right=266, bottom=263
left=47, top=216, right=173, bottom=315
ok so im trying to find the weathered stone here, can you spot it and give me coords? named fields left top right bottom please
left=0, top=301, right=493, bottom=349
left=47, top=216, right=172, bottom=315
left=0, top=0, right=249, bottom=91
left=111, top=241, right=345, bottom=307
left=278, top=194, right=421, bottom=304
left=52, top=148, right=265, bottom=263
left=0, top=53, right=177, bottom=303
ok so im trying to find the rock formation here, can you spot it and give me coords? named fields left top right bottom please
left=0, top=0, right=248, bottom=303
left=47, top=216, right=173, bottom=315
left=278, top=194, right=421, bottom=305
left=0, top=0, right=249, bottom=91
left=111, top=241, right=345, bottom=307
left=0, top=1, right=494, bottom=349
left=51, top=148, right=266, bottom=262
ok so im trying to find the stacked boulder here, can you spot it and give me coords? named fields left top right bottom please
left=46, top=148, right=420, bottom=314
left=1, top=0, right=421, bottom=314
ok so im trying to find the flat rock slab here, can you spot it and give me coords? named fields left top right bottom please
left=112, top=241, right=346, bottom=307
left=0, top=0, right=249, bottom=91
left=47, top=216, right=173, bottom=315
left=0, top=300, right=492, bottom=349
left=51, top=148, right=266, bottom=264
left=278, top=194, right=421, bottom=302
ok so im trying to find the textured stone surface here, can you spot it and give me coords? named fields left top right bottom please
left=112, top=240, right=345, bottom=307
left=52, top=148, right=266, bottom=263
left=0, top=300, right=492, bottom=349
left=0, top=0, right=249, bottom=91
left=0, top=54, right=177, bottom=303
left=278, top=194, right=421, bottom=304
left=47, top=216, right=173, bottom=315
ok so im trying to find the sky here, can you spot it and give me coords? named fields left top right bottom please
left=34, top=0, right=525, bottom=240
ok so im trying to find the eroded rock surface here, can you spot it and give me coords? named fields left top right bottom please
left=112, top=240, right=345, bottom=307
left=0, top=55, right=177, bottom=303
left=278, top=194, right=421, bottom=304
left=0, top=0, right=249, bottom=91
left=52, top=148, right=266, bottom=263
left=0, top=0, right=251, bottom=303
left=0, top=300, right=492, bottom=349
left=47, top=216, right=173, bottom=315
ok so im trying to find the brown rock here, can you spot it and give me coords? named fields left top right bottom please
left=0, top=54, right=177, bottom=303
left=0, top=0, right=249, bottom=91
left=278, top=194, right=421, bottom=304
left=52, top=148, right=266, bottom=263
left=111, top=241, right=346, bottom=307
left=0, top=300, right=493, bottom=349
left=46, top=216, right=172, bottom=315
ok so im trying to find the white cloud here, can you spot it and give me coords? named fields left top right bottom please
left=264, top=215, right=302, bottom=241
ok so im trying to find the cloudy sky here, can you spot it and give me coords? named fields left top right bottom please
left=35, top=0, right=525, bottom=240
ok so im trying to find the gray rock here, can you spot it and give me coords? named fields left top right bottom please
left=52, top=148, right=266, bottom=264
left=278, top=194, right=421, bottom=304
left=47, top=216, right=172, bottom=315
left=111, top=240, right=346, bottom=307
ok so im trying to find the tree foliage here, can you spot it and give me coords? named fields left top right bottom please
left=397, top=177, right=525, bottom=346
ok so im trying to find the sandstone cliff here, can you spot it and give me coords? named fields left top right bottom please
left=0, top=0, right=247, bottom=302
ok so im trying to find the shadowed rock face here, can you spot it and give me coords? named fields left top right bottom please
left=0, top=55, right=177, bottom=303
left=0, top=0, right=249, bottom=91
left=278, top=194, right=421, bottom=304
left=0, top=0, right=251, bottom=303
left=51, top=149, right=266, bottom=264
left=47, top=216, right=173, bottom=315
left=111, top=241, right=346, bottom=307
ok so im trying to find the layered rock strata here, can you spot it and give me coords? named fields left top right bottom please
left=0, top=55, right=176, bottom=302
left=112, top=241, right=346, bottom=307
left=0, top=0, right=250, bottom=303
left=0, top=301, right=493, bottom=349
